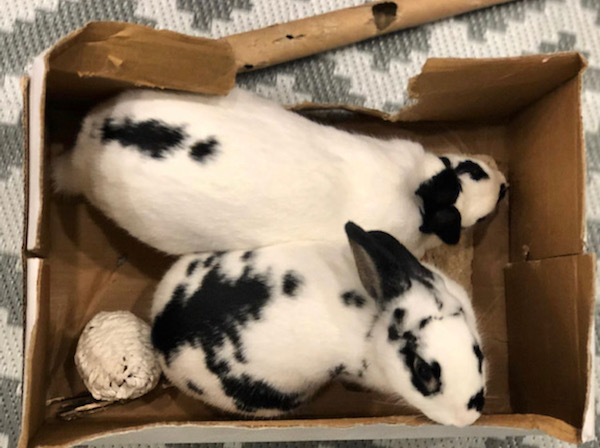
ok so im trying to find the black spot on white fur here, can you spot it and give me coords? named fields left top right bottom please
left=450, top=307, right=463, bottom=318
left=152, top=259, right=302, bottom=413
left=388, top=325, right=400, bottom=341
left=241, top=251, right=254, bottom=261
left=282, top=271, right=303, bottom=297
left=473, top=344, right=484, bottom=374
left=101, top=118, right=185, bottom=159
left=187, top=380, right=204, bottom=396
left=468, top=389, right=485, bottom=412
left=329, top=364, right=347, bottom=378
left=394, top=308, right=405, bottom=323
left=455, top=160, right=489, bottom=181
left=221, top=374, right=302, bottom=413
left=419, top=317, right=432, bottom=329
left=186, top=260, right=199, bottom=277
left=341, top=290, right=367, bottom=308
left=190, top=137, right=219, bottom=162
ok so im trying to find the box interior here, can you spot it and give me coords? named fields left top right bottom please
left=22, top=42, right=594, bottom=448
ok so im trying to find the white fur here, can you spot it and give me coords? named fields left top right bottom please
left=52, top=88, right=504, bottom=256
left=151, top=232, right=486, bottom=426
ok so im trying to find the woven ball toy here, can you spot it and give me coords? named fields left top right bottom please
left=74, top=311, right=161, bottom=401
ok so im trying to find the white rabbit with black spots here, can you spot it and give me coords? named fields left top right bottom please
left=151, top=222, right=487, bottom=426
left=52, top=88, right=506, bottom=256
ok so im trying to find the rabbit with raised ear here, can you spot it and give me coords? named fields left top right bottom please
left=52, top=88, right=506, bottom=257
left=151, top=222, right=486, bottom=426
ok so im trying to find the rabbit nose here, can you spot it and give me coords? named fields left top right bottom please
left=498, top=183, right=508, bottom=203
left=451, top=411, right=480, bottom=427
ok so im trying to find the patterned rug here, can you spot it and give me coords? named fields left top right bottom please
left=1, top=0, right=599, bottom=447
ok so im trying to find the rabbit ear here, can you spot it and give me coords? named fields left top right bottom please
left=416, top=168, right=461, bottom=208
left=344, top=222, right=432, bottom=303
left=417, top=167, right=463, bottom=245
left=430, top=206, right=462, bottom=245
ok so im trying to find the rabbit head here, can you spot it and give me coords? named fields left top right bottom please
left=416, top=155, right=507, bottom=245
left=345, top=222, right=486, bottom=427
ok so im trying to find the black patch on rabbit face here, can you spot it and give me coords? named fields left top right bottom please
left=473, top=344, right=484, bottom=374
left=329, top=364, right=347, bottom=378
left=241, top=251, right=254, bottom=261
left=221, top=374, right=302, bottom=413
left=187, top=380, right=204, bottom=396
left=341, top=290, right=367, bottom=308
left=101, top=118, right=185, bottom=159
left=190, top=137, right=219, bottom=162
left=401, top=344, right=442, bottom=397
left=468, top=389, right=485, bottom=412
left=388, top=325, right=400, bottom=341
left=282, top=271, right=303, bottom=297
left=455, top=160, right=489, bottom=181
left=402, top=331, right=417, bottom=344
left=186, top=260, right=199, bottom=277
left=394, top=308, right=405, bottom=323
left=419, top=317, right=433, bottom=329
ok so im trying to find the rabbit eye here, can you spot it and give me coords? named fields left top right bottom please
left=414, top=356, right=432, bottom=381
left=409, top=354, right=442, bottom=396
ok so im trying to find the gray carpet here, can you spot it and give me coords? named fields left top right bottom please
left=1, top=0, right=599, bottom=447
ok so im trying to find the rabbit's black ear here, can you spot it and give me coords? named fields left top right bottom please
left=344, top=222, right=433, bottom=304
left=416, top=167, right=462, bottom=245
left=430, top=206, right=462, bottom=245
left=416, top=168, right=461, bottom=208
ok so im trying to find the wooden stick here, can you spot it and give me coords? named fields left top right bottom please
left=223, top=0, right=513, bottom=72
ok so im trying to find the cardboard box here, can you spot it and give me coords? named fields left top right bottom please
left=20, top=21, right=595, bottom=448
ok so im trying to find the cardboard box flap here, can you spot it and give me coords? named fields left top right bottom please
left=504, top=253, right=595, bottom=434
left=508, top=74, right=584, bottom=261
left=46, top=22, right=236, bottom=98
left=292, top=53, right=586, bottom=122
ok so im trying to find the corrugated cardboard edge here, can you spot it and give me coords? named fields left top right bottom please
left=504, top=253, right=596, bottom=445
left=28, top=414, right=582, bottom=448
left=47, top=21, right=236, bottom=95
left=290, top=52, right=587, bottom=122
left=25, top=54, right=47, bottom=255
left=18, top=259, right=44, bottom=448
left=577, top=51, right=595, bottom=442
